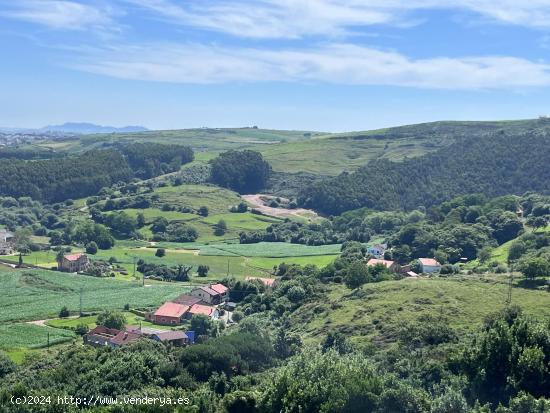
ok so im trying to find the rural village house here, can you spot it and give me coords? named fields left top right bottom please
left=187, top=303, right=219, bottom=319
left=418, top=258, right=442, bottom=273
left=0, top=229, right=14, bottom=255
left=190, top=283, right=228, bottom=305
left=366, top=258, right=400, bottom=273
left=126, top=326, right=189, bottom=346
left=152, top=302, right=189, bottom=325
left=367, top=243, right=388, bottom=259
left=83, top=326, right=141, bottom=348
left=57, top=252, right=90, bottom=273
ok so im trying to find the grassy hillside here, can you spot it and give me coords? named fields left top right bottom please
left=291, top=275, right=550, bottom=347
left=23, top=119, right=547, bottom=177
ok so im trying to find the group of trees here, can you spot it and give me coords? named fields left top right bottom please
left=150, top=217, right=199, bottom=242
left=0, top=150, right=134, bottom=202
left=210, top=150, right=271, bottom=194
left=0, top=144, right=194, bottom=203
left=117, top=143, right=194, bottom=179
left=137, top=259, right=193, bottom=282
left=300, top=131, right=550, bottom=215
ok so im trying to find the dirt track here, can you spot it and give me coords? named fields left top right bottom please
left=242, top=194, right=318, bottom=219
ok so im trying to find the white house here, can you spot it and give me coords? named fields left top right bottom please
left=367, top=243, right=387, bottom=258
left=418, top=258, right=441, bottom=273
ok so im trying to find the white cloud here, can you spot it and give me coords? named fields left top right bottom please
left=0, top=0, right=115, bottom=30
left=122, top=0, right=550, bottom=39
left=74, top=42, right=550, bottom=89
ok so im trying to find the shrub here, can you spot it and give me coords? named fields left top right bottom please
left=59, top=306, right=70, bottom=318
left=155, top=248, right=166, bottom=258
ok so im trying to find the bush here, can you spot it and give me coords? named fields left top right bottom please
left=232, top=311, right=244, bottom=323
left=155, top=248, right=166, bottom=258
left=74, top=323, right=89, bottom=336
left=199, top=206, right=209, bottom=217
left=85, top=241, right=98, bottom=255
left=59, top=306, right=70, bottom=318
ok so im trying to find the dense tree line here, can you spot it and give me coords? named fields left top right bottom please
left=300, top=130, right=550, bottom=215
left=0, top=150, right=133, bottom=203
left=117, top=143, right=194, bottom=179
left=0, top=143, right=194, bottom=203
left=210, top=150, right=271, bottom=194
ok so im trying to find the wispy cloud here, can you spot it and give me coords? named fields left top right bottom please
left=0, top=0, right=116, bottom=30
left=74, top=42, right=550, bottom=89
left=122, top=0, right=550, bottom=39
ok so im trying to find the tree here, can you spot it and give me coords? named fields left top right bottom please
left=344, top=261, right=369, bottom=289
left=151, top=217, right=169, bottom=233
left=199, top=206, right=209, bottom=217
left=86, top=241, right=98, bottom=255
left=136, top=212, right=146, bottom=228
left=96, top=310, right=126, bottom=330
left=274, top=329, right=302, bottom=359
left=59, top=306, right=70, bottom=318
left=13, top=228, right=32, bottom=253
left=210, top=150, right=271, bottom=194
left=0, top=351, right=16, bottom=379
left=155, top=248, right=166, bottom=258
left=197, top=265, right=209, bottom=277
left=75, top=323, right=89, bottom=336
left=214, top=219, right=227, bottom=236
left=175, top=264, right=192, bottom=282
left=517, top=257, right=550, bottom=279
left=478, top=246, right=493, bottom=263
left=191, top=314, right=215, bottom=337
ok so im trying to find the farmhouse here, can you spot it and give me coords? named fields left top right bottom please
left=366, top=258, right=400, bottom=273
left=187, top=303, right=218, bottom=319
left=190, top=283, right=228, bottom=305
left=0, top=229, right=14, bottom=255
left=83, top=326, right=121, bottom=347
left=418, top=258, right=442, bottom=273
left=152, top=330, right=189, bottom=346
left=110, top=330, right=142, bottom=347
left=245, top=276, right=278, bottom=288
left=125, top=326, right=190, bottom=346
left=367, top=243, right=387, bottom=259
left=153, top=302, right=189, bottom=325
left=57, top=253, right=90, bottom=273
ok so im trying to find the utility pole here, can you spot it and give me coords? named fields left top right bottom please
left=133, top=256, right=136, bottom=278
left=47, top=332, right=50, bottom=348
left=227, top=258, right=230, bottom=277
left=79, top=287, right=83, bottom=316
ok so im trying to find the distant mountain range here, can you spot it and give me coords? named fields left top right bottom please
left=0, top=122, right=148, bottom=134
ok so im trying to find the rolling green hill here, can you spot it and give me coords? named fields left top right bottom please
left=21, top=119, right=548, bottom=178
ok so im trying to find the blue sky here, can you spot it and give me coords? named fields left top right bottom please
left=2, top=1, right=550, bottom=131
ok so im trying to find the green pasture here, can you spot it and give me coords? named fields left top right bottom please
left=294, top=275, right=550, bottom=347
left=0, top=323, right=75, bottom=350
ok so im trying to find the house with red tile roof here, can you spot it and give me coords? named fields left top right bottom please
left=84, top=325, right=121, bottom=347
left=110, top=330, right=142, bottom=347
left=152, top=330, right=189, bottom=346
left=153, top=302, right=189, bottom=325
left=187, top=303, right=218, bottom=319
left=366, top=258, right=399, bottom=273
left=57, top=252, right=90, bottom=273
left=191, top=284, right=229, bottom=305
left=418, top=258, right=441, bottom=273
